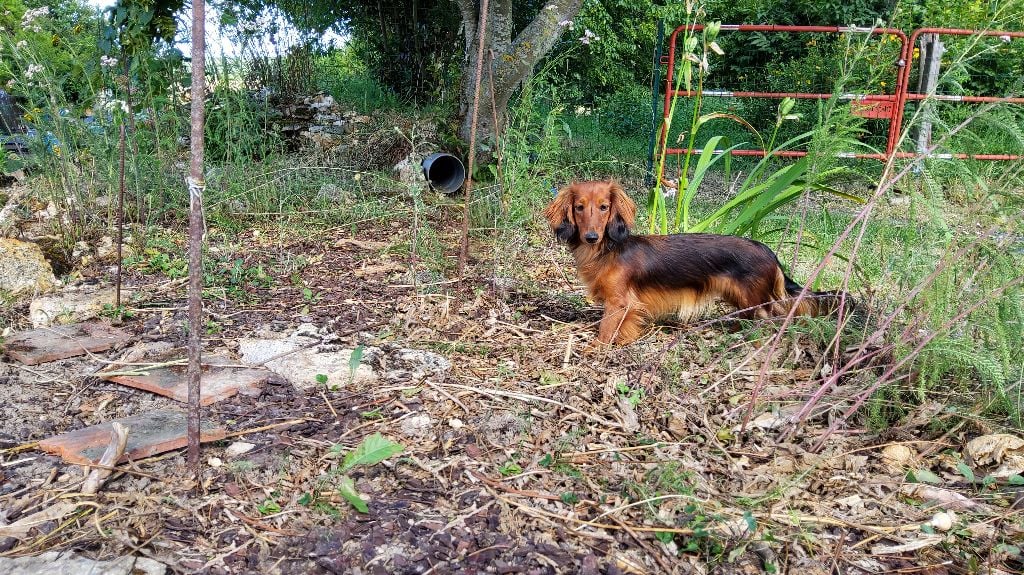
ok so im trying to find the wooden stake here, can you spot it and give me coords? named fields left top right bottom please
left=186, top=0, right=207, bottom=482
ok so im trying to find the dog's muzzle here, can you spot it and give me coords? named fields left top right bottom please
left=584, top=232, right=599, bottom=243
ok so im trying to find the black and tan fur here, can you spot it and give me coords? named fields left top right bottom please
left=544, top=180, right=845, bottom=345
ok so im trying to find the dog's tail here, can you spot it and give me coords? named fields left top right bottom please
left=776, top=269, right=855, bottom=318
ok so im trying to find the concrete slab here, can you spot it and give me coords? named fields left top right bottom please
left=0, top=551, right=166, bottom=575
left=37, top=409, right=226, bottom=465
left=98, top=355, right=276, bottom=405
left=2, top=321, right=132, bottom=365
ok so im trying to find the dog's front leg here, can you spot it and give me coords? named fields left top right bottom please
left=597, top=296, right=643, bottom=345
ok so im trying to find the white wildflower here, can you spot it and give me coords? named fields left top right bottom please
left=104, top=99, right=130, bottom=114
left=100, top=55, right=119, bottom=68
left=24, top=63, right=43, bottom=80
left=21, top=6, right=48, bottom=26
left=15, top=40, right=27, bottom=49
left=999, top=34, right=1011, bottom=43
left=5, top=79, right=14, bottom=89
left=579, top=29, right=599, bottom=45
left=558, top=19, right=573, bottom=29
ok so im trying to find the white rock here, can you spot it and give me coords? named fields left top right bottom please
left=237, top=331, right=379, bottom=390
left=224, top=441, right=256, bottom=458
left=0, top=238, right=57, bottom=296
left=448, top=418, right=465, bottom=429
left=400, top=413, right=434, bottom=438
left=29, top=284, right=117, bottom=327
left=880, top=444, right=916, bottom=471
left=929, top=510, right=956, bottom=531
left=207, top=457, right=223, bottom=468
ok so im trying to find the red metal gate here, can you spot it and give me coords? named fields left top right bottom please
left=892, top=27, right=1024, bottom=161
left=657, top=24, right=1024, bottom=163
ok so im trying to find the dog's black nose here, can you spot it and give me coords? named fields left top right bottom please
left=584, top=232, right=599, bottom=243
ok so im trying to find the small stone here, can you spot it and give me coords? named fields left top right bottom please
left=224, top=441, right=255, bottom=458
left=880, top=444, right=916, bottom=471
left=208, top=457, right=223, bottom=468
left=400, top=414, right=434, bottom=438
left=929, top=511, right=956, bottom=531
left=448, top=418, right=464, bottom=429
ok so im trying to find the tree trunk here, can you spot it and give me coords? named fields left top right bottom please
left=454, top=0, right=582, bottom=160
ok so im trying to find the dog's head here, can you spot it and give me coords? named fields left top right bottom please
left=543, top=180, right=636, bottom=247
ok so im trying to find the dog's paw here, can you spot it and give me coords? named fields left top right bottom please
left=581, top=338, right=612, bottom=355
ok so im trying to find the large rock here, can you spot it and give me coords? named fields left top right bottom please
left=0, top=238, right=57, bottom=296
left=237, top=325, right=379, bottom=390
left=29, top=283, right=117, bottom=327
left=238, top=324, right=453, bottom=391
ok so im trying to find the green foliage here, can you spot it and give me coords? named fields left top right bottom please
left=337, top=475, right=367, bottom=513
left=204, top=83, right=282, bottom=163
left=596, top=85, right=653, bottom=138
left=230, top=0, right=461, bottom=105
left=314, top=48, right=401, bottom=114
left=0, top=1, right=102, bottom=103
left=304, top=433, right=407, bottom=514
left=257, top=497, right=282, bottom=515
left=340, top=433, right=404, bottom=473
left=498, top=460, right=523, bottom=477
left=542, top=0, right=659, bottom=101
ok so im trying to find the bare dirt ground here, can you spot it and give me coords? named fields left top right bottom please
left=2, top=211, right=1023, bottom=575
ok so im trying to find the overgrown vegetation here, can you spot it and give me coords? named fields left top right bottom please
left=2, top=0, right=1023, bottom=568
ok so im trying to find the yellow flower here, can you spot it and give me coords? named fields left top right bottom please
left=880, top=81, right=887, bottom=87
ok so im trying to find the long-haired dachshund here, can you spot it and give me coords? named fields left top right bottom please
left=545, top=180, right=845, bottom=345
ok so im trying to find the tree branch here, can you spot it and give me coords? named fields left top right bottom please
left=492, top=0, right=582, bottom=95
left=488, top=0, right=513, bottom=54
left=454, top=0, right=478, bottom=58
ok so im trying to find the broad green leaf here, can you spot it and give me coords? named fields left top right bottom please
left=727, top=544, right=747, bottom=562
left=348, top=345, right=365, bottom=379
left=995, top=543, right=1021, bottom=557
left=743, top=510, right=757, bottom=533
left=1008, top=474, right=1024, bottom=485
left=956, top=462, right=975, bottom=483
left=678, top=136, right=739, bottom=230
left=338, top=475, right=369, bottom=513
left=910, top=469, right=943, bottom=485
left=341, top=433, right=404, bottom=472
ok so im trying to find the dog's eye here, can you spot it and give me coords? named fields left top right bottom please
left=574, top=205, right=583, bottom=211
left=599, top=205, right=609, bottom=211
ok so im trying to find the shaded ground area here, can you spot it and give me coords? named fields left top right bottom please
left=2, top=216, right=1023, bottom=574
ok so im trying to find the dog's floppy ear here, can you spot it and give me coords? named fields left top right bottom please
left=606, top=181, right=635, bottom=243
left=543, top=184, right=577, bottom=242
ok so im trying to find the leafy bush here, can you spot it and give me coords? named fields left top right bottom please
left=596, top=85, right=652, bottom=138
